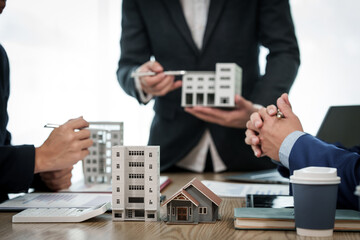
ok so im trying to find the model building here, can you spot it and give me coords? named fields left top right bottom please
left=83, top=122, right=123, bottom=184
left=112, top=146, right=160, bottom=222
left=162, top=178, right=222, bottom=224
left=181, top=63, right=242, bottom=107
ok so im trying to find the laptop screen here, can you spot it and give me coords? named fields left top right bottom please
left=316, top=105, right=360, bottom=148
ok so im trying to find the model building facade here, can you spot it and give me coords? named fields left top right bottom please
left=162, top=178, right=222, bottom=224
left=83, top=122, right=123, bottom=184
left=181, top=63, right=242, bottom=107
left=112, top=146, right=160, bottom=222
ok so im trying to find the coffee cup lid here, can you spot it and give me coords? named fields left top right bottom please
left=290, top=167, right=340, bottom=185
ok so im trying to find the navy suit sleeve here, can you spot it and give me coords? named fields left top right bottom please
left=116, top=0, right=152, bottom=104
left=289, top=134, right=360, bottom=210
left=252, top=0, right=300, bottom=106
left=0, top=145, right=36, bottom=194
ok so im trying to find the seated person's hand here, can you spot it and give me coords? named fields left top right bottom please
left=34, top=117, right=93, bottom=173
left=39, top=167, right=73, bottom=191
left=138, top=61, right=182, bottom=96
left=245, top=93, right=303, bottom=161
left=184, top=95, right=257, bottom=128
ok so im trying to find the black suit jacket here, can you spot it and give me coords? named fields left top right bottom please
left=117, top=0, right=300, bottom=171
left=0, top=44, right=48, bottom=203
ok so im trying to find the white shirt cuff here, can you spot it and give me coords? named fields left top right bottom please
left=133, top=68, right=153, bottom=104
left=279, top=131, right=305, bottom=169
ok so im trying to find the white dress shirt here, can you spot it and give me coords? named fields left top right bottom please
left=135, top=0, right=227, bottom=172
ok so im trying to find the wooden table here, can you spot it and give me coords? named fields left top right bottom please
left=0, top=172, right=359, bottom=240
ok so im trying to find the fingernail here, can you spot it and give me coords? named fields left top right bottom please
left=278, top=98, right=285, bottom=104
left=268, top=109, right=275, bottom=115
left=254, top=151, right=259, bottom=157
left=255, top=121, right=261, bottom=128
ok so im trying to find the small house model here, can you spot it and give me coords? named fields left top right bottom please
left=181, top=63, right=242, bottom=107
left=162, top=178, right=222, bottom=224
left=112, top=146, right=160, bottom=222
left=83, top=122, right=123, bottom=184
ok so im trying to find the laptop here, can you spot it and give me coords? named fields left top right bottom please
left=316, top=105, right=360, bottom=148
left=226, top=105, right=360, bottom=184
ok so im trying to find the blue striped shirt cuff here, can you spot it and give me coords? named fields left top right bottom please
left=279, top=131, right=305, bottom=169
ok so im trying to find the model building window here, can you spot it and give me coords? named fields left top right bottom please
left=220, top=68, right=230, bottom=72
left=92, top=150, right=97, bottom=155
left=86, top=159, right=91, bottom=164
left=220, top=77, right=230, bottom=80
left=187, top=77, right=193, bottom=81
left=220, top=85, right=230, bottom=89
left=128, top=197, right=144, bottom=203
left=196, top=93, right=204, bottom=105
left=147, top=214, right=155, bottom=219
left=149, top=152, right=152, bottom=157
left=149, top=200, right=153, bottom=205
left=220, top=97, right=229, bottom=104
left=149, top=188, right=152, bottom=193
left=92, top=168, right=97, bottom=172
left=116, top=164, right=120, bottom=169
left=116, top=152, right=120, bottom=157
left=198, top=77, right=204, bottom=81
left=149, top=164, right=152, bottom=169
left=186, top=86, right=192, bottom=89
left=114, top=213, right=122, bottom=218
left=87, top=168, right=91, bottom=172
left=172, top=207, right=175, bottom=216
left=186, top=93, right=193, bottom=105
left=199, top=207, right=207, bottom=214
left=189, top=207, right=192, bottom=216
left=207, top=93, right=215, bottom=105
left=149, top=176, right=153, bottom=181
left=92, top=159, right=97, bottom=164
left=209, top=77, right=215, bottom=81
left=117, top=187, right=120, bottom=192
left=116, top=175, right=120, bottom=180
left=116, top=199, right=120, bottom=204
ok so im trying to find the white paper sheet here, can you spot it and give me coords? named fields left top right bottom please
left=201, top=180, right=289, bottom=197
left=0, top=193, right=111, bottom=210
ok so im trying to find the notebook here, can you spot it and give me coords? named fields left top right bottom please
left=316, top=105, right=360, bottom=148
left=234, top=207, right=360, bottom=231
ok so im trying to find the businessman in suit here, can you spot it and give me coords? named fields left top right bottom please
left=245, top=93, right=360, bottom=210
left=0, top=0, right=93, bottom=203
left=117, top=0, right=300, bottom=172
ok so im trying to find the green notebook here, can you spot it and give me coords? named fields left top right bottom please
left=234, top=207, right=360, bottom=231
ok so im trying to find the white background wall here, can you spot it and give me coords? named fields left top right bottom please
left=0, top=0, right=359, bottom=182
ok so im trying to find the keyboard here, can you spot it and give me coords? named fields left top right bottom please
left=12, top=202, right=110, bottom=223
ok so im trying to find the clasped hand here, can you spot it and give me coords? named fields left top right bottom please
left=244, top=93, right=303, bottom=161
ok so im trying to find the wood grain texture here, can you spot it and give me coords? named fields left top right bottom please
left=0, top=172, right=359, bottom=240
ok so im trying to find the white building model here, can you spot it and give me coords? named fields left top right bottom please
left=181, top=63, right=242, bottom=107
left=83, top=122, right=123, bottom=184
left=112, top=146, right=160, bottom=222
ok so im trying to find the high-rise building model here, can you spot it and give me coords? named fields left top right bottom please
left=112, top=146, right=160, bottom=222
left=181, top=63, right=242, bottom=107
left=83, top=122, right=123, bottom=184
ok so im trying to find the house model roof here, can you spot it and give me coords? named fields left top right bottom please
left=162, top=178, right=222, bottom=207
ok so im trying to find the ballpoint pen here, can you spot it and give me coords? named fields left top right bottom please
left=130, top=70, right=187, bottom=78
left=44, top=123, right=60, bottom=128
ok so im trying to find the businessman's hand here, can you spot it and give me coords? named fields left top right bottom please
left=138, top=61, right=182, bottom=96
left=184, top=95, right=257, bottom=128
left=39, top=167, right=73, bottom=191
left=35, top=117, right=93, bottom=173
left=245, top=93, right=303, bottom=161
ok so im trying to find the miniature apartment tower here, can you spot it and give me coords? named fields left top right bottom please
left=181, top=63, right=242, bottom=107
left=162, top=178, right=222, bottom=224
left=83, top=122, right=123, bottom=184
left=112, top=146, right=160, bottom=222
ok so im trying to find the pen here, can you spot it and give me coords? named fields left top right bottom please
left=131, top=70, right=187, bottom=78
left=44, top=123, right=60, bottom=128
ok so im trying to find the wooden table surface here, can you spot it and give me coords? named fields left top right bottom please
left=0, top=172, right=359, bottom=240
